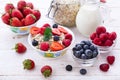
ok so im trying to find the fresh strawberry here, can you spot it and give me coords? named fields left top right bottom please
left=30, top=26, right=40, bottom=35
left=23, top=59, right=35, bottom=70
left=39, top=27, right=46, bottom=35
left=58, top=26, right=68, bottom=34
left=32, top=10, right=41, bottom=20
left=104, top=39, right=113, bottom=46
left=17, top=0, right=26, bottom=10
left=26, top=2, right=34, bottom=9
left=109, top=32, right=117, bottom=41
left=52, top=28, right=61, bottom=36
left=93, top=38, right=102, bottom=46
left=96, top=26, right=106, bottom=35
left=90, top=32, right=98, bottom=40
left=39, top=42, right=49, bottom=51
left=100, top=0, right=106, bottom=3
left=99, top=33, right=108, bottom=42
left=21, top=18, right=25, bottom=26
left=107, top=56, right=115, bottom=65
left=24, top=14, right=36, bottom=26
left=99, top=63, right=109, bottom=72
left=23, top=7, right=33, bottom=16
left=42, top=23, right=50, bottom=28
left=1, top=13, right=10, bottom=24
left=11, top=9, right=24, bottom=20
left=10, top=17, right=22, bottom=27
left=62, top=39, right=71, bottom=47
left=65, top=33, right=72, bottom=41
left=5, top=3, right=15, bottom=13
left=14, top=43, right=27, bottom=53
left=41, top=65, right=52, bottom=78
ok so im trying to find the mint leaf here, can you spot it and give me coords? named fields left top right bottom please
left=43, top=27, right=52, bottom=41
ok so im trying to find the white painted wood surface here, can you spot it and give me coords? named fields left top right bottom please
left=0, top=0, right=120, bottom=80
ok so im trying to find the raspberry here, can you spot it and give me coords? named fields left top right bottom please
left=93, top=38, right=102, bottom=46
left=65, top=33, right=72, bottom=41
left=99, top=33, right=108, bottom=42
left=62, top=39, right=71, bottom=47
left=42, top=23, right=50, bottom=28
left=104, top=40, right=113, bottom=46
left=39, top=27, right=46, bottom=35
left=107, top=56, right=115, bottom=65
left=96, top=26, right=106, bottom=35
left=90, top=32, right=98, bottom=40
left=39, top=42, right=49, bottom=51
left=99, top=63, right=109, bottom=72
left=109, top=32, right=117, bottom=41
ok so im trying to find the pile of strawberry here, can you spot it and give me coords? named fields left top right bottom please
left=30, top=23, right=73, bottom=51
left=2, top=0, right=41, bottom=27
left=90, top=26, right=117, bottom=46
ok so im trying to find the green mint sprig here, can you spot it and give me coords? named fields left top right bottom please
left=43, top=27, right=52, bottom=41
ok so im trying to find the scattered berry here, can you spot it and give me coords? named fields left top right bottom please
left=107, top=56, right=115, bottom=65
left=99, top=63, right=109, bottom=72
left=80, top=69, right=87, bottom=75
left=23, top=59, right=35, bottom=70
left=14, top=43, right=27, bottom=53
left=39, top=42, right=49, bottom=51
left=65, top=65, right=72, bottom=71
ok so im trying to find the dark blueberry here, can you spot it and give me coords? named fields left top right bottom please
left=80, top=69, right=87, bottom=75
left=81, top=41, right=86, bottom=44
left=92, top=50, right=98, bottom=58
left=32, top=39, right=38, bottom=46
left=90, top=45, right=95, bottom=51
left=85, top=49, right=93, bottom=58
left=76, top=45, right=82, bottom=50
left=52, top=24, right=58, bottom=28
left=74, top=51, right=81, bottom=58
left=80, top=54, right=87, bottom=59
left=83, top=45, right=89, bottom=50
left=85, top=40, right=92, bottom=46
left=66, top=65, right=72, bottom=71
left=53, top=35, right=59, bottom=41
left=72, top=47, right=76, bottom=52
left=79, top=49, right=84, bottom=54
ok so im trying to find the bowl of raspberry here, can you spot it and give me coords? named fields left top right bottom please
left=72, top=40, right=99, bottom=67
left=28, top=23, right=75, bottom=58
left=1, top=0, right=41, bottom=35
left=90, top=26, right=117, bottom=53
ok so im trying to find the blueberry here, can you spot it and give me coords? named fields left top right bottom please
left=81, top=41, right=86, bottom=44
left=74, top=51, right=81, bottom=58
left=53, top=35, right=59, bottom=41
left=92, top=50, right=98, bottom=58
left=85, top=49, right=93, bottom=58
left=80, top=54, right=87, bottom=59
left=83, top=45, right=89, bottom=50
left=85, top=40, right=92, bottom=46
left=72, top=47, right=76, bottom=52
left=79, top=49, right=84, bottom=54
left=32, top=39, right=38, bottom=46
left=66, top=65, right=72, bottom=71
left=80, top=69, right=87, bottom=75
left=52, top=24, right=58, bottom=28
left=90, top=45, right=95, bottom=51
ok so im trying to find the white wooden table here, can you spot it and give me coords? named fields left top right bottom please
left=0, top=0, right=120, bottom=80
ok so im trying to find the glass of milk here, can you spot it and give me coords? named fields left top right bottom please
left=76, top=0, right=108, bottom=37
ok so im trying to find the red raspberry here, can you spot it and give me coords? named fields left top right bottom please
left=109, top=32, right=117, bottom=41
left=65, top=33, right=72, bottom=41
left=96, top=26, right=106, bottom=35
left=99, top=63, right=109, bottom=72
left=39, top=27, right=46, bottom=35
left=99, top=33, right=108, bottom=42
left=42, top=23, right=50, bottom=28
left=39, top=42, right=49, bottom=51
left=104, top=40, right=113, bottom=46
left=62, top=39, right=71, bottom=47
left=90, top=32, right=98, bottom=40
left=107, top=56, right=115, bottom=65
left=93, top=38, right=102, bottom=46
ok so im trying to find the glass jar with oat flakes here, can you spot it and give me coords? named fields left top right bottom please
left=47, top=0, right=81, bottom=27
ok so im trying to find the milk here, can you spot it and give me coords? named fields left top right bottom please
left=76, top=2, right=102, bottom=37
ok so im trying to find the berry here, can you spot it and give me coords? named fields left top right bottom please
left=32, top=10, right=41, bottom=20
left=10, top=17, right=23, bottom=27
left=80, top=69, right=87, bottom=75
left=42, top=23, right=50, bottom=28
left=50, top=42, right=64, bottom=51
left=5, top=3, right=15, bottom=13
left=75, top=44, right=82, bottom=51
left=104, top=40, right=113, bottom=46
left=41, top=65, right=52, bottom=78
left=17, top=0, right=26, bottom=10
left=107, top=56, right=115, bottom=65
left=99, top=63, right=109, bottom=72
left=32, top=39, right=38, bottom=46
left=80, top=54, right=87, bottom=59
left=92, top=50, right=98, bottom=58
left=90, top=32, right=98, bottom=40
left=99, top=33, right=108, bottom=42
left=23, top=7, right=33, bottom=16
left=39, top=42, right=49, bottom=51
left=65, top=65, right=72, bottom=71
left=93, top=38, right=102, bottom=46
left=109, top=32, right=117, bottom=41
left=25, top=14, right=36, bottom=26
left=58, top=26, right=68, bottom=34
left=90, top=45, right=95, bottom=51
left=96, top=26, right=106, bottom=34
left=62, top=39, right=71, bottom=47
left=30, top=26, right=40, bottom=35
left=100, top=0, right=106, bottom=3
left=14, top=43, right=27, bottom=53
left=85, top=40, right=92, bottom=46
left=73, top=51, right=81, bottom=58
left=52, top=24, right=58, bottom=28
left=23, top=59, right=35, bottom=70
left=65, top=33, right=72, bottom=41
left=2, top=13, right=10, bottom=24
left=26, top=2, right=34, bottom=9
left=52, top=28, right=61, bottom=36
left=83, top=45, right=89, bottom=50
left=85, top=49, right=93, bottom=58
left=53, top=35, right=60, bottom=41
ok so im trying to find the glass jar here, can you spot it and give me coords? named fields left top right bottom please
left=47, top=0, right=81, bottom=27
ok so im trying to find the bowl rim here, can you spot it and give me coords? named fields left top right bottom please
left=28, top=26, right=75, bottom=53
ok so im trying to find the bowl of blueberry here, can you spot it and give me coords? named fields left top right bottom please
left=28, top=23, right=75, bottom=58
left=72, top=40, right=99, bottom=66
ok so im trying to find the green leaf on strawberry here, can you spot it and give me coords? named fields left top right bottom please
left=43, top=27, right=52, bottom=41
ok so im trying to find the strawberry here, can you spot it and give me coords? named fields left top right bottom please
left=52, top=28, right=61, bottom=36
left=109, top=32, right=117, bottom=41
left=1, top=13, right=10, bottom=24
left=62, top=39, right=71, bottom=47
left=39, top=27, right=46, bottom=35
left=90, top=32, right=98, bottom=40
left=65, top=33, right=72, bottom=41
left=42, top=23, right=50, bottom=28
left=21, top=18, right=25, bottom=26
left=17, top=0, right=26, bottom=10
left=99, top=33, right=108, bottom=42
left=26, top=2, right=34, bottom=9
left=58, top=26, right=68, bottom=34
left=10, top=17, right=23, bottom=27
left=100, top=0, right=106, bottom=3
left=32, top=10, right=41, bottom=20
left=96, top=26, right=106, bottom=35
left=104, top=39, right=113, bottom=46
left=30, top=26, right=40, bottom=35
left=39, top=42, right=49, bottom=51
left=41, top=65, right=52, bottom=78
left=5, top=3, right=15, bottom=14
left=24, top=14, right=36, bottom=26
left=99, top=63, right=109, bottom=72
left=14, top=43, right=27, bottom=53
left=11, top=9, right=24, bottom=20
left=23, top=7, right=33, bottom=16
left=23, top=59, right=35, bottom=70
left=107, top=56, right=115, bottom=65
